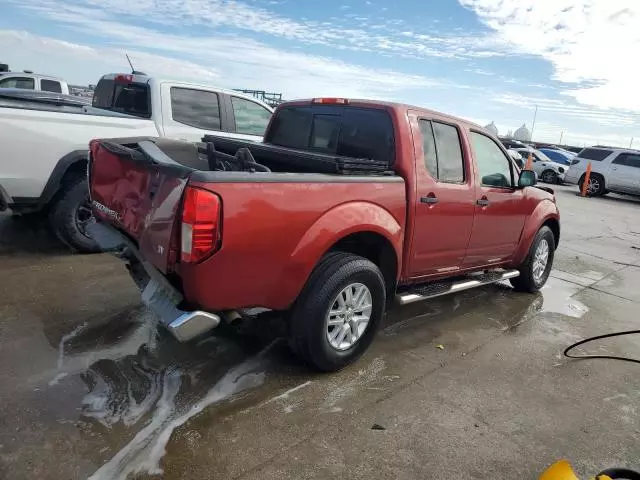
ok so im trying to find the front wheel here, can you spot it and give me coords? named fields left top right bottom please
left=510, top=226, right=555, bottom=293
left=49, top=179, right=101, bottom=253
left=541, top=170, right=558, bottom=184
left=578, top=173, right=605, bottom=196
left=288, top=252, right=386, bottom=372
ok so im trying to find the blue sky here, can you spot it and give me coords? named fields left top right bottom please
left=1, top=0, right=638, bottom=147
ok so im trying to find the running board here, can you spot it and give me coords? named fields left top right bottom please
left=395, top=269, right=520, bottom=306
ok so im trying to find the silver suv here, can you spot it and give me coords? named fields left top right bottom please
left=564, top=147, right=640, bottom=196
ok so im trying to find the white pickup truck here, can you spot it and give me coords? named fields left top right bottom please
left=0, top=71, right=71, bottom=95
left=0, top=73, right=274, bottom=252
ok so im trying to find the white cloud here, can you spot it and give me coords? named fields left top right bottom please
left=0, top=31, right=220, bottom=82
left=10, top=0, right=507, bottom=61
left=0, top=29, right=441, bottom=100
left=459, top=0, right=640, bottom=112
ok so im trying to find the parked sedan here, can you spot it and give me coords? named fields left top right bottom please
left=514, top=148, right=568, bottom=184
left=538, top=147, right=575, bottom=166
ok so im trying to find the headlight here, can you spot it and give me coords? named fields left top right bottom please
left=558, top=167, right=565, bottom=173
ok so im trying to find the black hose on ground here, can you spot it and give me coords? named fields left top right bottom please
left=563, top=330, right=640, bottom=364
left=563, top=332, right=640, bottom=479
left=596, top=468, right=640, bottom=480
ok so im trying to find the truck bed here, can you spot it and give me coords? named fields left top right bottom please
left=88, top=136, right=406, bottom=311
left=203, top=135, right=392, bottom=175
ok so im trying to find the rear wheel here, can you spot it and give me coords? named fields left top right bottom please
left=49, top=179, right=101, bottom=253
left=541, top=170, right=558, bottom=184
left=288, top=252, right=386, bottom=372
left=510, top=226, right=555, bottom=293
left=578, top=173, right=605, bottom=196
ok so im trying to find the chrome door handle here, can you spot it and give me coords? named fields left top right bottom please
left=476, top=198, right=490, bottom=207
left=421, top=196, right=439, bottom=205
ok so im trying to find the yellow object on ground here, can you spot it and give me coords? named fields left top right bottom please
left=540, top=460, right=580, bottom=480
left=539, top=460, right=614, bottom=480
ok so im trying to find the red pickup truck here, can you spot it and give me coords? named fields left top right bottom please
left=88, top=98, right=560, bottom=371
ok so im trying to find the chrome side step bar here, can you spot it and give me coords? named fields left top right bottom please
left=395, top=269, right=520, bottom=306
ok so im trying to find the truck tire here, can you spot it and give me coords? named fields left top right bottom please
left=49, top=179, right=101, bottom=253
left=288, top=252, right=386, bottom=372
left=510, top=226, right=555, bottom=293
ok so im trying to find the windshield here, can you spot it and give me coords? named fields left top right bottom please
left=534, top=149, right=552, bottom=162
left=540, top=149, right=570, bottom=162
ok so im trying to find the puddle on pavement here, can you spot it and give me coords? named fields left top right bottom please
left=42, top=307, right=289, bottom=479
left=539, top=277, right=589, bottom=318
left=14, top=278, right=585, bottom=479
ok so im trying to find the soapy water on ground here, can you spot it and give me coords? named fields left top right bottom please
left=88, top=343, right=274, bottom=479
left=46, top=271, right=593, bottom=479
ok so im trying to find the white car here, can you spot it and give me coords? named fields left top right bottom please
left=564, top=147, right=640, bottom=196
left=0, top=73, right=274, bottom=252
left=507, top=149, right=524, bottom=169
left=514, top=148, right=568, bottom=184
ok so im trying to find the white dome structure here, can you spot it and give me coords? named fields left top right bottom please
left=484, top=121, right=498, bottom=136
left=514, top=123, right=531, bottom=142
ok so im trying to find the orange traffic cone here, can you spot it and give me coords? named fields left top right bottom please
left=525, top=152, right=533, bottom=170
left=581, top=161, right=592, bottom=197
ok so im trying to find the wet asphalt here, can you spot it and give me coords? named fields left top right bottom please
left=1, top=185, right=640, bottom=479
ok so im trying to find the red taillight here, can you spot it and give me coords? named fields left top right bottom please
left=312, top=98, right=349, bottom=104
left=114, top=74, right=133, bottom=84
left=180, top=186, right=221, bottom=263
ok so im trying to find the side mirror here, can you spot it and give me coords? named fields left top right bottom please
left=518, top=170, right=537, bottom=188
left=571, top=159, right=580, bottom=165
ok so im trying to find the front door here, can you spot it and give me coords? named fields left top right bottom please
left=407, top=113, right=476, bottom=278
left=464, top=131, right=529, bottom=267
left=608, top=153, right=640, bottom=193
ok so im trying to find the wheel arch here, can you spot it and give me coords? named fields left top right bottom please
left=328, top=231, right=399, bottom=294
left=39, top=150, right=88, bottom=208
left=271, top=201, right=404, bottom=309
left=511, top=200, right=560, bottom=267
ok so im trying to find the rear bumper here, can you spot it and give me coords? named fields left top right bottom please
left=88, top=221, right=221, bottom=342
left=141, top=277, right=220, bottom=341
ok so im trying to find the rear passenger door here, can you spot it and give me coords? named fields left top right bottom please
left=407, top=113, right=476, bottom=278
left=463, top=131, right=529, bottom=267
left=608, top=153, right=640, bottom=193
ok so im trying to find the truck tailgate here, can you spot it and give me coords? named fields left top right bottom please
left=88, top=138, right=194, bottom=273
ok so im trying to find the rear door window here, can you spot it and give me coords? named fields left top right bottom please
left=41, top=79, right=62, bottom=93
left=230, top=96, right=272, bottom=136
left=267, top=106, right=395, bottom=164
left=577, top=148, right=612, bottom=161
left=612, top=153, right=640, bottom=168
left=0, top=76, right=35, bottom=89
left=170, top=87, right=221, bottom=130
left=432, top=122, right=464, bottom=183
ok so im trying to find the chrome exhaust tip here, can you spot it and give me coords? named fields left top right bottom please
left=168, top=311, right=221, bottom=342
